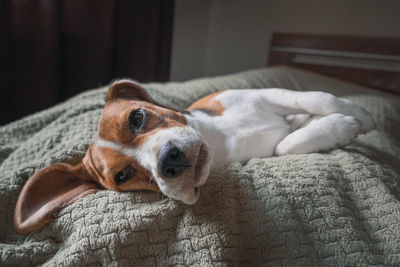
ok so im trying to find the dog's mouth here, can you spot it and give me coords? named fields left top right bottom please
left=193, top=143, right=210, bottom=186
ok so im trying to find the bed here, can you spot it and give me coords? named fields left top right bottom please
left=1, top=34, right=400, bottom=266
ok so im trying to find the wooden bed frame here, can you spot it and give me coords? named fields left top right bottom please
left=268, top=33, right=400, bottom=95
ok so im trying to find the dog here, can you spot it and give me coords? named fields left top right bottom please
left=14, top=80, right=376, bottom=234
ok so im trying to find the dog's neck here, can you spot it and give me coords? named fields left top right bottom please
left=184, top=110, right=230, bottom=169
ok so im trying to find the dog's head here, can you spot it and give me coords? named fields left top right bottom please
left=14, top=80, right=211, bottom=235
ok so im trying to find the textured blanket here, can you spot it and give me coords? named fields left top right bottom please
left=1, top=66, right=400, bottom=266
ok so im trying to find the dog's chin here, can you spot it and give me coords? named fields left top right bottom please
left=178, top=144, right=211, bottom=205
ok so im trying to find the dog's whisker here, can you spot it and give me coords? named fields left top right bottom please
left=148, top=175, right=155, bottom=188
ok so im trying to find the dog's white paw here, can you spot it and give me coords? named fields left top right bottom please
left=274, top=138, right=295, bottom=155
left=274, top=113, right=364, bottom=156
left=357, top=110, right=376, bottom=133
left=333, top=114, right=362, bottom=146
left=339, top=99, right=376, bottom=133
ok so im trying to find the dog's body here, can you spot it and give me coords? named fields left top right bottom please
left=14, top=80, right=376, bottom=234
left=188, top=89, right=375, bottom=164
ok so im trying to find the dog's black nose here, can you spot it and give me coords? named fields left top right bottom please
left=157, top=143, right=190, bottom=178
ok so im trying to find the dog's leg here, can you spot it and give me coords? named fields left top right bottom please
left=274, top=113, right=363, bottom=155
left=257, top=89, right=375, bottom=132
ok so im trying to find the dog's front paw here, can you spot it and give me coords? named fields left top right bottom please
left=274, top=112, right=371, bottom=156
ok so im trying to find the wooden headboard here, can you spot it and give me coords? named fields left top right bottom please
left=268, top=33, right=400, bottom=95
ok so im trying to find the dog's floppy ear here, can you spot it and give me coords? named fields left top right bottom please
left=14, top=163, right=99, bottom=235
left=106, top=80, right=154, bottom=103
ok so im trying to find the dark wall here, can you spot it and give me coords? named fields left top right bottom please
left=0, top=0, right=174, bottom=125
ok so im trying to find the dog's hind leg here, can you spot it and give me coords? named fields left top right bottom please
left=274, top=113, right=364, bottom=155
left=255, top=89, right=376, bottom=133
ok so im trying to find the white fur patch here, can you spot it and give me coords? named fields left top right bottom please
left=96, top=138, right=136, bottom=157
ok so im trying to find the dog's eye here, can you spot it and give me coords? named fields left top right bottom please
left=115, top=166, right=134, bottom=184
left=129, top=109, right=146, bottom=133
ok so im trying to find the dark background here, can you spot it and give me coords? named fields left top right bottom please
left=0, top=0, right=174, bottom=125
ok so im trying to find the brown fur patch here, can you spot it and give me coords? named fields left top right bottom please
left=188, top=91, right=226, bottom=116
left=84, top=145, right=159, bottom=192
left=98, top=100, right=187, bottom=146
left=106, top=80, right=153, bottom=103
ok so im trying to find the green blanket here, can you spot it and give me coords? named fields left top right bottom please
left=1, top=66, right=400, bottom=266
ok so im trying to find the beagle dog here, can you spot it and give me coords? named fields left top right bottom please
left=14, top=80, right=376, bottom=234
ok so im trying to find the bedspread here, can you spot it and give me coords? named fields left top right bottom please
left=1, top=66, right=400, bottom=266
